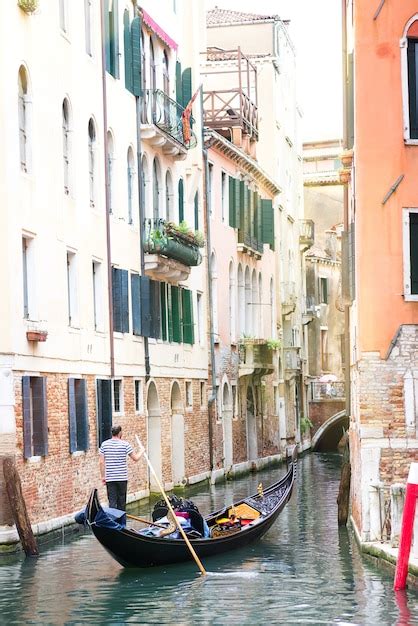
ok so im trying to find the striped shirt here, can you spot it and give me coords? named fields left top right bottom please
left=99, top=438, right=133, bottom=482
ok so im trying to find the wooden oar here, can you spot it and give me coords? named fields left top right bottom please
left=126, top=513, right=166, bottom=529
left=135, top=435, right=207, bottom=576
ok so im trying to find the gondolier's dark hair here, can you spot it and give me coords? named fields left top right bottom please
left=111, top=425, right=122, bottom=436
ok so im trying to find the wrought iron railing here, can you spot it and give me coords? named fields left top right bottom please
left=311, top=381, right=345, bottom=401
left=143, top=218, right=202, bottom=267
left=237, top=230, right=263, bottom=255
left=141, top=89, right=197, bottom=149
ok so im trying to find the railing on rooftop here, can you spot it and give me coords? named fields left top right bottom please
left=141, top=89, right=197, bottom=150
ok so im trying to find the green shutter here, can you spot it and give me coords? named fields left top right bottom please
left=131, top=273, right=141, bottom=335
left=112, top=267, right=122, bottom=332
left=411, top=214, right=418, bottom=294
left=123, top=10, right=132, bottom=92
left=253, top=191, right=258, bottom=240
left=121, top=269, right=129, bottom=333
left=229, top=177, right=236, bottom=228
left=239, top=180, right=245, bottom=232
left=111, top=0, right=120, bottom=78
left=160, top=282, right=167, bottom=341
left=178, top=178, right=184, bottom=223
left=32, top=377, right=48, bottom=457
left=261, top=199, right=274, bottom=249
left=182, top=289, right=194, bottom=345
left=257, top=193, right=263, bottom=245
left=176, top=61, right=182, bottom=107
left=150, top=280, right=161, bottom=339
left=194, top=192, right=199, bottom=231
left=139, top=275, right=152, bottom=337
left=182, top=67, right=192, bottom=110
left=131, top=16, right=142, bottom=96
left=167, top=284, right=174, bottom=342
left=75, top=379, right=89, bottom=452
left=68, top=378, right=77, bottom=453
left=104, top=0, right=111, bottom=73
left=171, top=285, right=182, bottom=343
left=97, top=379, right=112, bottom=446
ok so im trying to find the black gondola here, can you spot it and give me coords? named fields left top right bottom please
left=84, top=451, right=297, bottom=568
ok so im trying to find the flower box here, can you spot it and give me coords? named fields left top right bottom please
left=26, top=330, right=48, bottom=342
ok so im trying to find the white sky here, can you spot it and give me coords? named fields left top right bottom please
left=205, top=0, right=343, bottom=142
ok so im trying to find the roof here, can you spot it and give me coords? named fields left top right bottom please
left=207, top=8, right=279, bottom=27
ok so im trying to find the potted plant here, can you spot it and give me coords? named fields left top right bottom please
left=266, top=338, right=281, bottom=350
left=18, top=0, right=38, bottom=14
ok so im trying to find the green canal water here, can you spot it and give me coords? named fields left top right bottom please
left=1, top=453, right=418, bottom=625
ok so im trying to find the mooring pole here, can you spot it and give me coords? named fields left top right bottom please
left=3, top=457, right=39, bottom=557
left=394, top=463, right=418, bottom=590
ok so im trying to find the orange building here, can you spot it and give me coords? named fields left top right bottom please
left=345, top=1, right=418, bottom=543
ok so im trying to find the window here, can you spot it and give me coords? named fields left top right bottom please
left=112, top=267, right=129, bottom=333
left=194, top=192, right=199, bottom=231
left=197, top=291, right=203, bottom=344
left=67, top=251, right=78, bottom=327
left=208, top=163, right=214, bottom=215
left=178, top=178, right=184, bottom=223
left=85, top=0, right=92, bottom=55
left=403, top=208, right=418, bottom=299
left=320, top=328, right=329, bottom=371
left=88, top=118, right=96, bottom=207
left=62, top=99, right=71, bottom=195
left=185, top=381, right=193, bottom=408
left=404, top=20, right=418, bottom=140
left=221, top=171, right=227, bottom=222
left=104, top=0, right=119, bottom=79
left=182, top=289, right=194, bottom=345
left=229, top=262, right=236, bottom=342
left=92, top=260, right=103, bottom=331
left=59, top=0, right=68, bottom=33
left=163, top=50, right=170, bottom=96
left=123, top=9, right=132, bottom=91
left=232, top=383, right=237, bottom=418
left=22, top=236, right=37, bottom=320
left=210, top=253, right=218, bottom=337
left=153, top=159, right=161, bottom=220
left=113, top=379, right=123, bottom=414
left=200, top=381, right=206, bottom=407
left=135, top=379, right=143, bottom=413
left=96, top=379, right=112, bottom=445
left=319, top=277, right=329, bottom=304
left=22, top=376, right=48, bottom=459
left=127, top=148, right=135, bottom=224
left=274, top=386, right=279, bottom=416
left=18, top=66, right=30, bottom=174
left=68, top=378, right=89, bottom=452
left=166, top=171, right=174, bottom=221
left=107, top=131, right=114, bottom=214
left=149, top=39, right=156, bottom=91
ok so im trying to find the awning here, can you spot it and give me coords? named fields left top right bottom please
left=141, top=9, right=178, bottom=51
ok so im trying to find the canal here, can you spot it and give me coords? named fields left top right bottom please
left=1, top=453, right=418, bottom=625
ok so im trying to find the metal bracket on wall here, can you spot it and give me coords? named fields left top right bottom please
left=382, top=174, right=404, bottom=205
left=373, top=0, right=386, bottom=20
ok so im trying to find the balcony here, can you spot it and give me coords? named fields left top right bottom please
left=237, top=230, right=263, bottom=259
left=281, top=282, right=297, bottom=315
left=311, top=381, right=345, bottom=401
left=141, top=90, right=197, bottom=160
left=299, top=220, right=315, bottom=251
left=202, top=48, right=258, bottom=152
left=238, top=340, right=275, bottom=378
left=284, top=347, right=301, bottom=377
left=143, top=219, right=203, bottom=282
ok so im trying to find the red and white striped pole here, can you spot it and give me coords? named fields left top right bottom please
left=394, top=463, right=418, bottom=591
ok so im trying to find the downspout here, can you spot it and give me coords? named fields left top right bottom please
left=133, top=3, right=151, bottom=381
left=100, top=0, right=115, bottom=378
left=202, top=122, right=215, bottom=473
left=342, top=0, right=351, bottom=417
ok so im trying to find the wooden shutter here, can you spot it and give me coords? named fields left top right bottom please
left=167, top=285, right=174, bottom=342
left=242, top=183, right=249, bottom=236
left=75, top=379, right=89, bottom=451
left=176, top=61, right=182, bottom=107
left=171, top=285, right=182, bottom=343
left=121, top=269, right=129, bottom=333
left=160, top=282, right=167, bottom=341
left=32, top=377, right=48, bottom=457
left=261, top=199, right=275, bottom=249
left=182, top=288, right=194, bottom=345
left=139, top=275, right=152, bottom=337
left=194, top=192, right=199, bottom=231
left=256, top=194, right=263, bottom=245
left=97, top=379, right=112, bottom=446
left=112, top=267, right=122, bottom=332
left=131, top=273, right=141, bottom=335
left=178, top=179, right=184, bottom=223
left=111, top=0, right=120, bottom=79
left=68, top=378, right=77, bottom=453
left=411, top=213, right=418, bottom=293
left=104, top=0, right=111, bottom=73
left=229, top=177, right=236, bottom=228
left=131, top=16, right=142, bottom=96
left=123, top=10, right=133, bottom=93
left=22, top=376, right=32, bottom=459
left=182, top=67, right=192, bottom=110
left=150, top=280, right=161, bottom=339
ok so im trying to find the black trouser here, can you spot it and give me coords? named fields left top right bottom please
left=106, top=480, right=128, bottom=511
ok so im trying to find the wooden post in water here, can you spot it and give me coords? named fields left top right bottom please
left=3, top=457, right=39, bottom=557
left=337, top=433, right=351, bottom=526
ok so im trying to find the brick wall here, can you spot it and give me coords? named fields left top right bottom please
left=309, top=400, right=345, bottom=432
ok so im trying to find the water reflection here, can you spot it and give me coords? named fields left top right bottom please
left=1, top=455, right=418, bottom=625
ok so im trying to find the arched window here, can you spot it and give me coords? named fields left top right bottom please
left=245, top=266, right=251, bottom=335
left=178, top=178, right=184, bottom=223
left=270, top=277, right=275, bottom=338
left=402, top=17, right=418, bottom=140
left=194, top=192, right=199, bottom=230
left=84, top=0, right=92, bottom=56
left=88, top=118, right=96, bottom=207
left=62, top=99, right=71, bottom=195
left=149, top=39, right=156, bottom=91
left=210, top=252, right=218, bottom=336
left=237, top=264, right=245, bottom=338
left=229, top=261, right=236, bottom=342
left=127, top=147, right=135, bottom=224
left=152, top=158, right=161, bottom=221
left=258, top=273, right=263, bottom=337
left=107, top=131, right=115, bottom=214
left=251, top=269, right=257, bottom=337
left=18, top=66, right=30, bottom=173
left=165, top=170, right=174, bottom=221
left=141, top=154, right=150, bottom=218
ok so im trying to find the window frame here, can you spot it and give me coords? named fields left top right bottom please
left=401, top=16, right=418, bottom=143
left=112, top=378, right=123, bottom=415
left=134, top=379, right=143, bottom=413
left=403, top=208, right=418, bottom=300
left=22, top=376, right=48, bottom=459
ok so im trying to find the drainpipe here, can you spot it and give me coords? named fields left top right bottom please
left=202, top=123, right=215, bottom=472
left=342, top=0, right=351, bottom=417
left=100, top=0, right=115, bottom=378
left=133, top=3, right=151, bottom=381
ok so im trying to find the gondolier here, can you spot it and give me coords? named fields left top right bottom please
left=99, top=426, right=143, bottom=511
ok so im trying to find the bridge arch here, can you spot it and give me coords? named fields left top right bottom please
left=311, top=410, right=348, bottom=452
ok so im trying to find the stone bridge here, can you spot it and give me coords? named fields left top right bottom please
left=308, top=386, right=348, bottom=451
